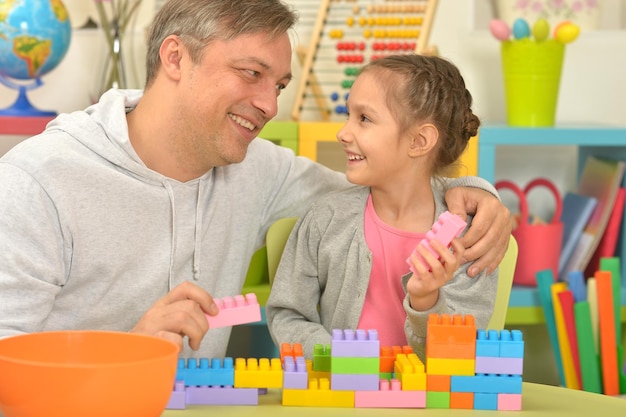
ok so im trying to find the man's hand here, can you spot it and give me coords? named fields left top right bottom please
left=130, top=281, right=218, bottom=352
left=445, top=187, right=513, bottom=277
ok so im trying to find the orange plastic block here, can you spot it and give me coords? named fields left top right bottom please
left=380, top=346, right=413, bottom=373
left=234, top=358, right=283, bottom=388
left=427, top=374, right=451, bottom=392
left=426, top=314, right=476, bottom=359
left=394, top=353, right=426, bottom=390
left=450, top=392, right=474, bottom=409
left=282, top=378, right=354, bottom=407
left=280, top=343, right=304, bottom=361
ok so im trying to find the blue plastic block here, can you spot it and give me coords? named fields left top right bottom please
left=499, top=330, right=524, bottom=358
left=176, top=357, right=235, bottom=387
left=451, top=375, right=522, bottom=394
left=474, top=392, right=498, bottom=410
left=475, top=329, right=500, bottom=357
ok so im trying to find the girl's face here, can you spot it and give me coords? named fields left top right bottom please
left=337, top=71, right=413, bottom=187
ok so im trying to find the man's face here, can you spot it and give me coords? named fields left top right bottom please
left=175, top=31, right=293, bottom=170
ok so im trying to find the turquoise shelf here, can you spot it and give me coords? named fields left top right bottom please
left=478, top=124, right=626, bottom=323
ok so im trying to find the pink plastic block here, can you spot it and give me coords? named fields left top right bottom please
left=497, top=393, right=522, bottom=411
left=406, top=211, right=467, bottom=272
left=331, top=329, right=380, bottom=357
left=475, top=356, right=523, bottom=375
left=185, top=386, right=259, bottom=405
left=355, top=379, right=426, bottom=408
left=166, top=381, right=186, bottom=409
left=205, top=293, right=261, bottom=328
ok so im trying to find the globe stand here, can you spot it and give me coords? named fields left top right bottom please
left=0, top=75, right=57, bottom=117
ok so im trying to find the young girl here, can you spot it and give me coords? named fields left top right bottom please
left=266, top=54, right=498, bottom=361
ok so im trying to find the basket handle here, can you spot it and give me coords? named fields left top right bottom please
left=495, top=180, right=529, bottom=226
left=522, top=177, right=563, bottom=224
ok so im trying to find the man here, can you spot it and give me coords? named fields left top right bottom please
left=0, top=0, right=511, bottom=358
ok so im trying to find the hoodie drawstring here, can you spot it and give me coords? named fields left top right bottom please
left=192, top=183, right=203, bottom=281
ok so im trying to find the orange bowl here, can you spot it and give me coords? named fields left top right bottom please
left=0, top=331, right=178, bottom=417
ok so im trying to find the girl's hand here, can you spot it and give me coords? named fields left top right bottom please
left=406, top=238, right=465, bottom=311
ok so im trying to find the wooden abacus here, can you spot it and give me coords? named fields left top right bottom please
left=291, top=0, right=439, bottom=121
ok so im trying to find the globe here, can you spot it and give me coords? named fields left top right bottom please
left=0, top=0, right=72, bottom=116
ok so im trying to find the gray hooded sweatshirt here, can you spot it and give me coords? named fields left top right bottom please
left=0, top=89, right=498, bottom=359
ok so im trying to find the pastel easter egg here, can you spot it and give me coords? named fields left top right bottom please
left=532, top=18, right=550, bottom=41
left=552, top=20, right=572, bottom=38
left=556, top=22, right=580, bottom=44
left=489, top=19, right=510, bottom=41
left=512, top=18, right=531, bottom=39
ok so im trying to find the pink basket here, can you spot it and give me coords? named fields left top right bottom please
left=496, top=178, right=563, bottom=286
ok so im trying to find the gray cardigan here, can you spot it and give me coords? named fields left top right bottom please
left=266, top=184, right=498, bottom=361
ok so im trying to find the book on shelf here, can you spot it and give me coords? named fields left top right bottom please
left=558, top=192, right=597, bottom=280
left=584, top=187, right=625, bottom=277
left=562, top=156, right=626, bottom=278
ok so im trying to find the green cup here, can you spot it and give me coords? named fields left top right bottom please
left=501, top=39, right=565, bottom=127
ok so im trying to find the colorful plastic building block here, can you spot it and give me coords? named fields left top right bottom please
left=426, top=314, right=476, bottom=360
left=312, top=343, right=331, bottom=372
left=406, top=211, right=467, bottom=272
left=186, top=386, right=258, bottom=406
left=280, top=342, right=303, bottom=361
left=331, top=329, right=380, bottom=357
left=331, top=373, right=380, bottom=391
left=166, top=381, right=186, bottom=410
left=234, top=357, right=283, bottom=388
left=283, top=356, right=308, bottom=389
left=354, top=379, right=426, bottom=408
left=282, top=378, right=354, bottom=407
left=175, top=357, right=234, bottom=387
left=205, top=293, right=261, bottom=329
left=380, top=345, right=413, bottom=373
left=394, top=353, right=426, bottom=391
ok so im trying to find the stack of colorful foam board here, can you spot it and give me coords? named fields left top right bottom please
left=536, top=259, right=626, bottom=395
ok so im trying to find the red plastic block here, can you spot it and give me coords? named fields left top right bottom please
left=205, top=293, right=261, bottom=329
left=407, top=211, right=466, bottom=272
left=354, top=379, right=426, bottom=408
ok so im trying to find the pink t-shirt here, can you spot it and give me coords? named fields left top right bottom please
left=357, top=195, right=425, bottom=347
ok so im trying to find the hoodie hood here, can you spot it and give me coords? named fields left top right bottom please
left=47, top=89, right=167, bottom=186
left=46, top=89, right=207, bottom=286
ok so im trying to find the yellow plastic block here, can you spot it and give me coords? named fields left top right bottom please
left=305, top=359, right=330, bottom=381
left=426, top=358, right=476, bottom=376
left=282, top=378, right=355, bottom=407
left=394, top=353, right=426, bottom=390
left=234, top=358, right=283, bottom=388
